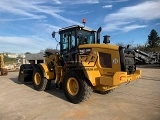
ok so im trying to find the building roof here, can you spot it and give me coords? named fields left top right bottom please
left=25, top=53, right=44, bottom=60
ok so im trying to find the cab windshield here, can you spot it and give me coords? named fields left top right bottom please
left=59, top=28, right=95, bottom=58
left=77, top=30, right=95, bottom=45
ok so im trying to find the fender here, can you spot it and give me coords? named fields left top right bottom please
left=38, top=63, right=55, bottom=80
left=67, top=66, right=93, bottom=87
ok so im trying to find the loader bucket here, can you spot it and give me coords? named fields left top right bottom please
left=18, top=64, right=34, bottom=82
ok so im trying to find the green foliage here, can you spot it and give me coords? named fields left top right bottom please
left=4, top=55, right=16, bottom=65
left=116, top=42, right=126, bottom=47
left=25, top=52, right=31, bottom=54
left=4, top=56, right=16, bottom=62
left=148, top=29, right=160, bottom=48
left=148, top=47, right=160, bottom=52
left=136, top=42, right=148, bottom=51
left=116, top=29, right=160, bottom=52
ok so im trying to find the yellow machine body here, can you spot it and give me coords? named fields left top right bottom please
left=18, top=25, right=141, bottom=103
left=37, top=43, right=141, bottom=92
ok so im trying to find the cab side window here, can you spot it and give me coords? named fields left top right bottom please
left=62, top=33, right=68, bottom=50
left=71, top=31, right=76, bottom=49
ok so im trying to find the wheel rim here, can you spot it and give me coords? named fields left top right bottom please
left=34, top=72, right=41, bottom=85
left=67, top=77, right=79, bottom=96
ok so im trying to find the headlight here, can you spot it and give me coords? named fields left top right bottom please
left=79, top=48, right=91, bottom=55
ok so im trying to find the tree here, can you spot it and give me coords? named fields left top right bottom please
left=148, top=29, right=160, bottom=48
left=116, top=42, right=126, bottom=47
left=25, top=52, right=31, bottom=54
left=44, top=48, right=59, bottom=54
left=136, top=41, right=149, bottom=51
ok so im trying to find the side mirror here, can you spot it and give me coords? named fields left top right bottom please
left=126, top=44, right=131, bottom=48
left=52, top=31, right=56, bottom=38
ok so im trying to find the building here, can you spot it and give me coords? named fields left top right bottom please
left=17, top=53, right=45, bottom=65
left=5, top=53, right=19, bottom=58
left=25, top=53, right=45, bottom=64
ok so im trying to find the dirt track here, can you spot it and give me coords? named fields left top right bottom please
left=0, top=65, right=160, bottom=120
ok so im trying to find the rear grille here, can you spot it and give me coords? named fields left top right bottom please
left=99, top=52, right=112, bottom=68
left=119, top=46, right=136, bottom=74
left=124, top=53, right=136, bottom=74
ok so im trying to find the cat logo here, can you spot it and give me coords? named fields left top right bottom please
left=113, top=58, right=118, bottom=64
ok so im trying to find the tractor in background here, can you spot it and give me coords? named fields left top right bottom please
left=0, top=54, right=8, bottom=76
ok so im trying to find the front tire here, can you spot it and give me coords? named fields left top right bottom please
left=63, top=71, right=91, bottom=104
left=32, top=68, right=50, bottom=91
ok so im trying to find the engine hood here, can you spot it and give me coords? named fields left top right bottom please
left=78, top=44, right=119, bottom=51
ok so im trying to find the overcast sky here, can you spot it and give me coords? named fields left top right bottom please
left=0, top=0, right=160, bottom=53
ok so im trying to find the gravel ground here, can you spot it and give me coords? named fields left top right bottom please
left=0, top=65, right=160, bottom=120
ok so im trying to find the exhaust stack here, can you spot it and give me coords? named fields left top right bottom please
left=103, top=35, right=110, bottom=44
left=96, top=27, right=102, bottom=43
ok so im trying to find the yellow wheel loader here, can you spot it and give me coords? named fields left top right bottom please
left=18, top=25, right=141, bottom=104
left=0, top=54, right=8, bottom=76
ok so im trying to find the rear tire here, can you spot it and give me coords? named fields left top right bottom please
left=32, top=68, right=50, bottom=91
left=63, top=71, right=92, bottom=104
left=45, top=80, right=51, bottom=90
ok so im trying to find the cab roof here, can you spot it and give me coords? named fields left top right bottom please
left=59, top=25, right=96, bottom=33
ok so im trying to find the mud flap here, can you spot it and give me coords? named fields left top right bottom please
left=18, top=64, right=35, bottom=82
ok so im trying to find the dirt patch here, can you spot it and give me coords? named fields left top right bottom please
left=0, top=67, right=160, bottom=120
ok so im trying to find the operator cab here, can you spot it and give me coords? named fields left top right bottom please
left=58, top=25, right=96, bottom=59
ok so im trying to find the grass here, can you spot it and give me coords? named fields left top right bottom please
left=4, top=56, right=17, bottom=65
